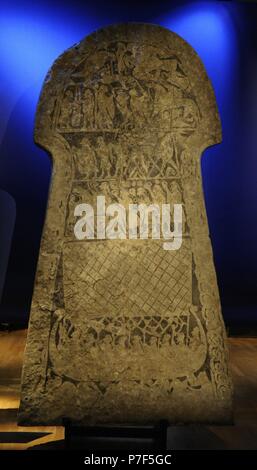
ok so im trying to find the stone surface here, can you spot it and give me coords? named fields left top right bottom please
left=18, top=24, right=233, bottom=425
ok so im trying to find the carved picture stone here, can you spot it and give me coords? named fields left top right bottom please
left=18, top=24, right=233, bottom=425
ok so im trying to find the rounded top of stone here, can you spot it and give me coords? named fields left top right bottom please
left=35, top=22, right=221, bottom=154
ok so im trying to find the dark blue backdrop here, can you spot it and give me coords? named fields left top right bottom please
left=0, top=0, right=256, bottom=329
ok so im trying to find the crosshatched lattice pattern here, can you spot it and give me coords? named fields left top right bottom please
left=63, top=239, right=192, bottom=318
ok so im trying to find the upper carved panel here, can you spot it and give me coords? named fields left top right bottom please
left=52, top=41, right=200, bottom=137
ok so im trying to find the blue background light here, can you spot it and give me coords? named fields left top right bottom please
left=0, top=0, right=256, bottom=329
